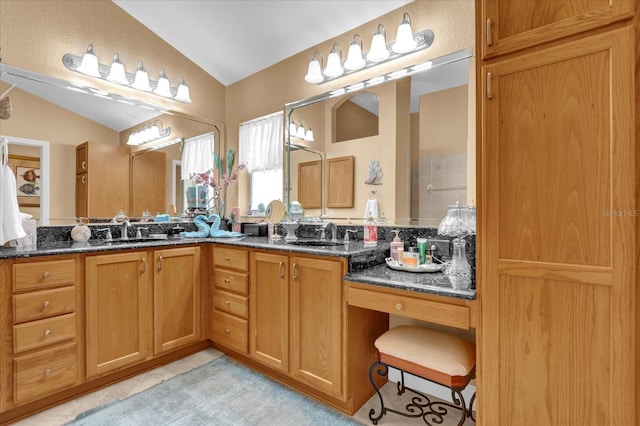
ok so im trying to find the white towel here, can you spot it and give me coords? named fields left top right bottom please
left=0, top=138, right=26, bottom=245
left=363, top=198, right=379, bottom=219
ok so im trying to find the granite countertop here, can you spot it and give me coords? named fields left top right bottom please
left=344, top=263, right=476, bottom=300
left=0, top=236, right=389, bottom=262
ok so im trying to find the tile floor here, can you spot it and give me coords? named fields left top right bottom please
left=11, top=349, right=473, bottom=426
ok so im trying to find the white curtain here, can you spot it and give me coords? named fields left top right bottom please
left=239, top=112, right=283, bottom=173
left=181, top=133, right=214, bottom=180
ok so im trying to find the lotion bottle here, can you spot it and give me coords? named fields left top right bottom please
left=363, top=212, right=378, bottom=247
left=390, top=230, right=404, bottom=261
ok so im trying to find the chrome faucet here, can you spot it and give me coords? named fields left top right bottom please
left=121, top=220, right=131, bottom=240
left=323, top=221, right=338, bottom=243
left=344, top=229, right=358, bottom=243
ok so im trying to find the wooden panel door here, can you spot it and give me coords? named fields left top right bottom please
left=75, top=174, right=87, bottom=218
left=154, top=247, right=201, bottom=354
left=481, top=0, right=633, bottom=59
left=85, top=252, right=151, bottom=378
left=298, top=160, right=321, bottom=208
left=250, top=251, right=288, bottom=372
left=132, top=150, right=166, bottom=217
left=290, top=256, right=343, bottom=397
left=479, top=28, right=635, bottom=424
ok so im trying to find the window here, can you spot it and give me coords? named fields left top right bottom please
left=239, top=112, right=283, bottom=214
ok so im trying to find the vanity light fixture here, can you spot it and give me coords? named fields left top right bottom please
left=304, top=51, right=324, bottom=84
left=289, top=121, right=315, bottom=142
left=304, top=13, right=434, bottom=85
left=127, top=120, right=171, bottom=146
left=63, top=44, right=192, bottom=103
left=367, top=24, right=390, bottom=62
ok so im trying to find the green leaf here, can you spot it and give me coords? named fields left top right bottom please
left=226, top=149, right=235, bottom=176
left=213, top=152, right=222, bottom=172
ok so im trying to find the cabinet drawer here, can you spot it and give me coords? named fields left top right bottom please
left=348, top=286, right=471, bottom=330
left=213, top=247, right=248, bottom=271
left=213, top=289, right=248, bottom=319
left=14, top=313, right=77, bottom=353
left=213, top=269, right=249, bottom=295
left=13, top=287, right=76, bottom=323
left=14, top=342, right=78, bottom=405
left=212, top=311, right=248, bottom=354
left=13, top=259, right=76, bottom=291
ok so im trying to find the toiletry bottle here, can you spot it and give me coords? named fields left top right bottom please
left=397, top=247, right=404, bottom=265
left=425, top=247, right=433, bottom=265
left=404, top=247, right=419, bottom=266
left=390, top=230, right=404, bottom=261
left=363, top=212, right=378, bottom=247
left=416, top=237, right=427, bottom=265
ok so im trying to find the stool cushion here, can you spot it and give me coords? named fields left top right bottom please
left=374, top=325, right=476, bottom=389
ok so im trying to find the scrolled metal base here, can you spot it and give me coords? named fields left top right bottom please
left=368, top=361, right=474, bottom=425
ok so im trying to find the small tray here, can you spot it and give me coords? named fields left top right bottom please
left=385, top=258, right=443, bottom=273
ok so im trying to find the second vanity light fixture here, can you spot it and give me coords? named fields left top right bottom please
left=289, top=121, right=315, bottom=142
left=305, top=13, right=434, bottom=84
left=127, top=120, right=171, bottom=146
left=63, top=44, right=192, bottom=103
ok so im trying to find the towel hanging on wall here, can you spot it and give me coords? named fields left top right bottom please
left=0, top=138, right=26, bottom=245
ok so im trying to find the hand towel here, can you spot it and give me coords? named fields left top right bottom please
left=209, top=214, right=244, bottom=238
left=180, top=215, right=211, bottom=238
left=363, top=198, right=379, bottom=219
left=0, top=139, right=26, bottom=245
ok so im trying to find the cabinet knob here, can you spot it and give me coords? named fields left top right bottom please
left=224, top=277, right=231, bottom=284
left=224, top=329, right=231, bottom=334
left=43, top=300, right=51, bottom=309
left=44, top=329, right=52, bottom=337
left=224, top=300, right=231, bottom=306
left=81, top=161, right=87, bottom=170
left=395, top=303, right=404, bottom=311
left=81, top=175, right=86, bottom=184
left=224, top=256, right=231, bottom=262
left=43, top=272, right=51, bottom=279
left=44, top=368, right=53, bottom=378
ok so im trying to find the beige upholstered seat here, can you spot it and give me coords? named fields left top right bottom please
left=374, top=325, right=476, bottom=389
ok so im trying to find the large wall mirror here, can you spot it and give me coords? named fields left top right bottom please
left=285, top=48, right=474, bottom=227
left=1, top=63, right=220, bottom=225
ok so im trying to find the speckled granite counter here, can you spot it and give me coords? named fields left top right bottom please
left=0, top=236, right=389, bottom=266
left=344, top=263, right=476, bottom=300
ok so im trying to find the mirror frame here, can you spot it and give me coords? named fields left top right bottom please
left=284, top=48, right=474, bottom=222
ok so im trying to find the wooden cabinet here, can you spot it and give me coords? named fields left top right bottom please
left=289, top=255, right=342, bottom=397
left=75, top=141, right=130, bottom=218
left=85, top=251, right=151, bottom=379
left=2, top=257, right=81, bottom=409
left=250, top=251, right=289, bottom=371
left=153, top=247, right=201, bottom=354
left=478, top=2, right=637, bottom=423
left=249, top=251, right=344, bottom=398
left=211, top=247, right=249, bottom=354
left=480, top=0, right=633, bottom=58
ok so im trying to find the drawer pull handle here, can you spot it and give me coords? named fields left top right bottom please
left=224, top=329, right=231, bottom=334
left=81, top=161, right=87, bottom=170
left=225, top=256, right=231, bottom=262
left=395, top=303, right=404, bottom=311
left=81, top=175, right=86, bottom=184
left=293, top=263, right=299, bottom=281
left=157, top=255, right=163, bottom=272
left=44, top=329, right=52, bottom=337
left=140, top=257, right=147, bottom=274
left=224, top=300, right=231, bottom=306
left=43, top=272, right=51, bottom=279
left=44, top=368, right=53, bottom=378
left=43, top=300, right=52, bottom=309
left=486, top=18, right=493, bottom=46
left=279, top=261, right=284, bottom=279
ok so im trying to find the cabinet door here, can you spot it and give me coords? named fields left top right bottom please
left=75, top=174, right=87, bottom=218
left=290, top=256, right=343, bottom=397
left=249, top=251, right=288, bottom=372
left=85, top=252, right=151, bottom=378
left=481, top=0, right=633, bottom=58
left=480, top=29, right=635, bottom=424
left=154, top=247, right=201, bottom=354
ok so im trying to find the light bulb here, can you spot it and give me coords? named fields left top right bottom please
left=132, top=62, right=152, bottom=91
left=106, top=53, right=129, bottom=85
left=153, top=70, right=173, bottom=98
left=304, top=55, right=324, bottom=84
left=367, top=25, right=390, bottom=63
left=324, top=44, right=344, bottom=78
left=77, top=44, right=101, bottom=77
left=344, top=35, right=365, bottom=71
left=392, top=13, right=417, bottom=53
left=175, top=77, right=192, bottom=103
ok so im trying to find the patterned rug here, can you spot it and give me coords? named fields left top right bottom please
left=67, top=356, right=363, bottom=425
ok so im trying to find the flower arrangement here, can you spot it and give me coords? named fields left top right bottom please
left=189, top=148, right=245, bottom=219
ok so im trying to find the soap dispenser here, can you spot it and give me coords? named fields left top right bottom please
left=71, top=217, right=91, bottom=242
left=363, top=212, right=378, bottom=247
left=390, top=230, right=404, bottom=261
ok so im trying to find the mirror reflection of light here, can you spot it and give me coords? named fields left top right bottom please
left=366, top=76, right=386, bottom=86
left=65, top=86, right=88, bottom=94
left=387, top=68, right=409, bottom=80
left=412, top=61, right=433, bottom=72
left=330, top=88, right=346, bottom=97
left=117, top=99, right=135, bottom=106
left=347, top=82, right=365, bottom=92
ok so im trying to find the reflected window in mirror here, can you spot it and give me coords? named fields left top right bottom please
left=239, top=112, right=284, bottom=215
left=334, top=92, right=379, bottom=143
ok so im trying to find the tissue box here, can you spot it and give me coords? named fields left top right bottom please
left=241, top=223, right=267, bottom=236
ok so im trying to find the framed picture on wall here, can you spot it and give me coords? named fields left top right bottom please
left=8, top=155, right=41, bottom=207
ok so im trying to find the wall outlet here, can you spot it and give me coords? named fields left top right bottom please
left=426, top=238, right=450, bottom=258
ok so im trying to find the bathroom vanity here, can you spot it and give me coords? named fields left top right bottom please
left=0, top=230, right=475, bottom=423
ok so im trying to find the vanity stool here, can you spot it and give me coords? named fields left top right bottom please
left=368, top=325, right=476, bottom=425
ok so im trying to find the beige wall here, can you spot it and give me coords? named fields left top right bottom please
left=226, top=0, right=475, bottom=215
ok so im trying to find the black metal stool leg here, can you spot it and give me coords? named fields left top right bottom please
left=468, top=391, right=476, bottom=422
left=368, top=361, right=389, bottom=425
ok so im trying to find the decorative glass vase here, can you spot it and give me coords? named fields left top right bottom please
left=446, top=237, right=471, bottom=291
